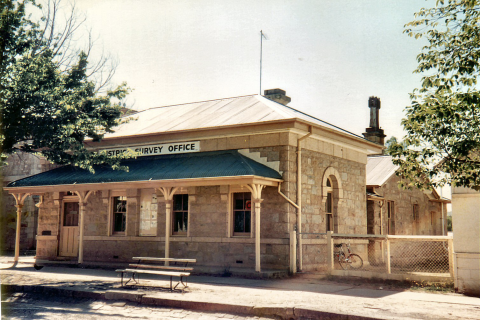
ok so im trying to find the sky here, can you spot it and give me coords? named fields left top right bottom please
left=63, top=0, right=433, bottom=141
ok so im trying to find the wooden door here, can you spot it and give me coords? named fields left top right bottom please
left=59, top=202, right=79, bottom=257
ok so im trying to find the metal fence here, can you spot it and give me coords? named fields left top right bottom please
left=295, top=231, right=454, bottom=280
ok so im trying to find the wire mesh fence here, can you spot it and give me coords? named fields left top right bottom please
left=389, top=238, right=450, bottom=274
left=299, top=232, right=453, bottom=278
left=332, top=236, right=382, bottom=272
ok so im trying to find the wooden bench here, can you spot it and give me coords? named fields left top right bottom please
left=116, top=257, right=196, bottom=290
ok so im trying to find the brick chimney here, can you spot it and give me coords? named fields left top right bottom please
left=264, top=88, right=291, bottom=106
left=363, top=96, right=386, bottom=145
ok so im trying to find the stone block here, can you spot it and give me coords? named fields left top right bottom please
left=250, top=133, right=280, bottom=148
left=201, top=139, right=217, bottom=152
left=324, top=142, right=333, bottom=155
left=227, top=136, right=249, bottom=149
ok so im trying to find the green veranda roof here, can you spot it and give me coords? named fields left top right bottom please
left=7, top=150, right=282, bottom=188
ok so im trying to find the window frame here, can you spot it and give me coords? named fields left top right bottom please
left=112, top=195, right=127, bottom=235
left=172, top=193, right=189, bottom=236
left=232, top=192, right=252, bottom=237
left=387, top=200, right=395, bottom=235
left=413, top=204, right=419, bottom=221
left=139, top=189, right=158, bottom=237
left=325, top=178, right=334, bottom=232
left=62, top=201, right=80, bottom=227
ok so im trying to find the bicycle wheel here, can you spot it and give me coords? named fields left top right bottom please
left=347, top=254, right=363, bottom=269
left=337, top=254, right=348, bottom=270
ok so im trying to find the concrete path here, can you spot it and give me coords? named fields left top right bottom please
left=1, top=256, right=479, bottom=320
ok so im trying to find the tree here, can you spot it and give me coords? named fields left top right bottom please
left=0, top=0, right=133, bottom=172
left=385, top=136, right=407, bottom=156
left=390, top=0, right=480, bottom=190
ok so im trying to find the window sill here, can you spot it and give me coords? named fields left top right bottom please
left=232, top=233, right=251, bottom=237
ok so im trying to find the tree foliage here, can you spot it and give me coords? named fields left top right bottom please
left=385, top=136, right=407, bottom=156
left=0, top=0, right=133, bottom=172
left=391, top=0, right=480, bottom=189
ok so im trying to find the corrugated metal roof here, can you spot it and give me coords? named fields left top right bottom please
left=7, top=150, right=282, bottom=188
left=106, top=95, right=364, bottom=139
left=366, top=155, right=399, bottom=187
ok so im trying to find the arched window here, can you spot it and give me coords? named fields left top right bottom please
left=322, top=167, right=343, bottom=233
left=325, top=178, right=333, bottom=231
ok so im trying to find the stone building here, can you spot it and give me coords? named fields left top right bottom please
left=1, top=152, right=58, bottom=252
left=5, top=89, right=382, bottom=273
left=362, top=97, right=449, bottom=237
left=366, top=155, right=449, bottom=236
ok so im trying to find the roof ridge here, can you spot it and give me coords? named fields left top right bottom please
left=124, top=94, right=258, bottom=117
left=233, top=150, right=257, bottom=175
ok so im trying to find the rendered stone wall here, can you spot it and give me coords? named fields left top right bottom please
left=83, top=240, right=163, bottom=262
left=452, top=188, right=480, bottom=296
left=300, top=149, right=367, bottom=235
left=83, top=192, right=109, bottom=236
left=188, top=186, right=226, bottom=238
left=298, top=141, right=367, bottom=271
left=79, top=184, right=290, bottom=270
left=77, top=144, right=293, bottom=270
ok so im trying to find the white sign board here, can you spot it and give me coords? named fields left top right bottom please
left=103, top=141, right=200, bottom=157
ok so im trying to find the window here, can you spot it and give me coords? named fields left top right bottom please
left=63, top=202, right=79, bottom=226
left=173, top=194, right=188, bottom=235
left=113, top=196, right=127, bottom=233
left=139, top=190, right=157, bottom=236
left=325, top=178, right=334, bottom=232
left=326, top=191, right=333, bottom=231
left=387, top=201, right=395, bottom=235
left=233, top=192, right=251, bottom=235
left=413, top=204, right=419, bottom=221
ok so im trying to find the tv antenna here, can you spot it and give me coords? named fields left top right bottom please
left=260, top=30, right=269, bottom=95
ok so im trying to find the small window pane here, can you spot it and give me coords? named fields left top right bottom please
left=174, top=196, right=182, bottom=211
left=326, top=214, right=333, bottom=232
left=183, top=213, right=188, bottom=231
left=113, top=196, right=127, bottom=232
left=174, top=212, right=184, bottom=232
left=173, top=194, right=188, bottom=234
left=235, top=199, right=244, bottom=210
left=182, top=194, right=188, bottom=211
left=233, top=192, right=251, bottom=234
left=63, top=202, right=79, bottom=226
left=244, top=211, right=251, bottom=233
left=326, top=192, right=332, bottom=213
left=234, top=211, right=245, bottom=232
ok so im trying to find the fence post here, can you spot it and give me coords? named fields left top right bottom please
left=386, top=237, right=391, bottom=274
left=448, top=238, right=454, bottom=277
left=290, top=230, right=297, bottom=274
left=327, top=231, right=334, bottom=273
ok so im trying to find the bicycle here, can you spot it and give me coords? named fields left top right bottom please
left=333, top=243, right=363, bottom=270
